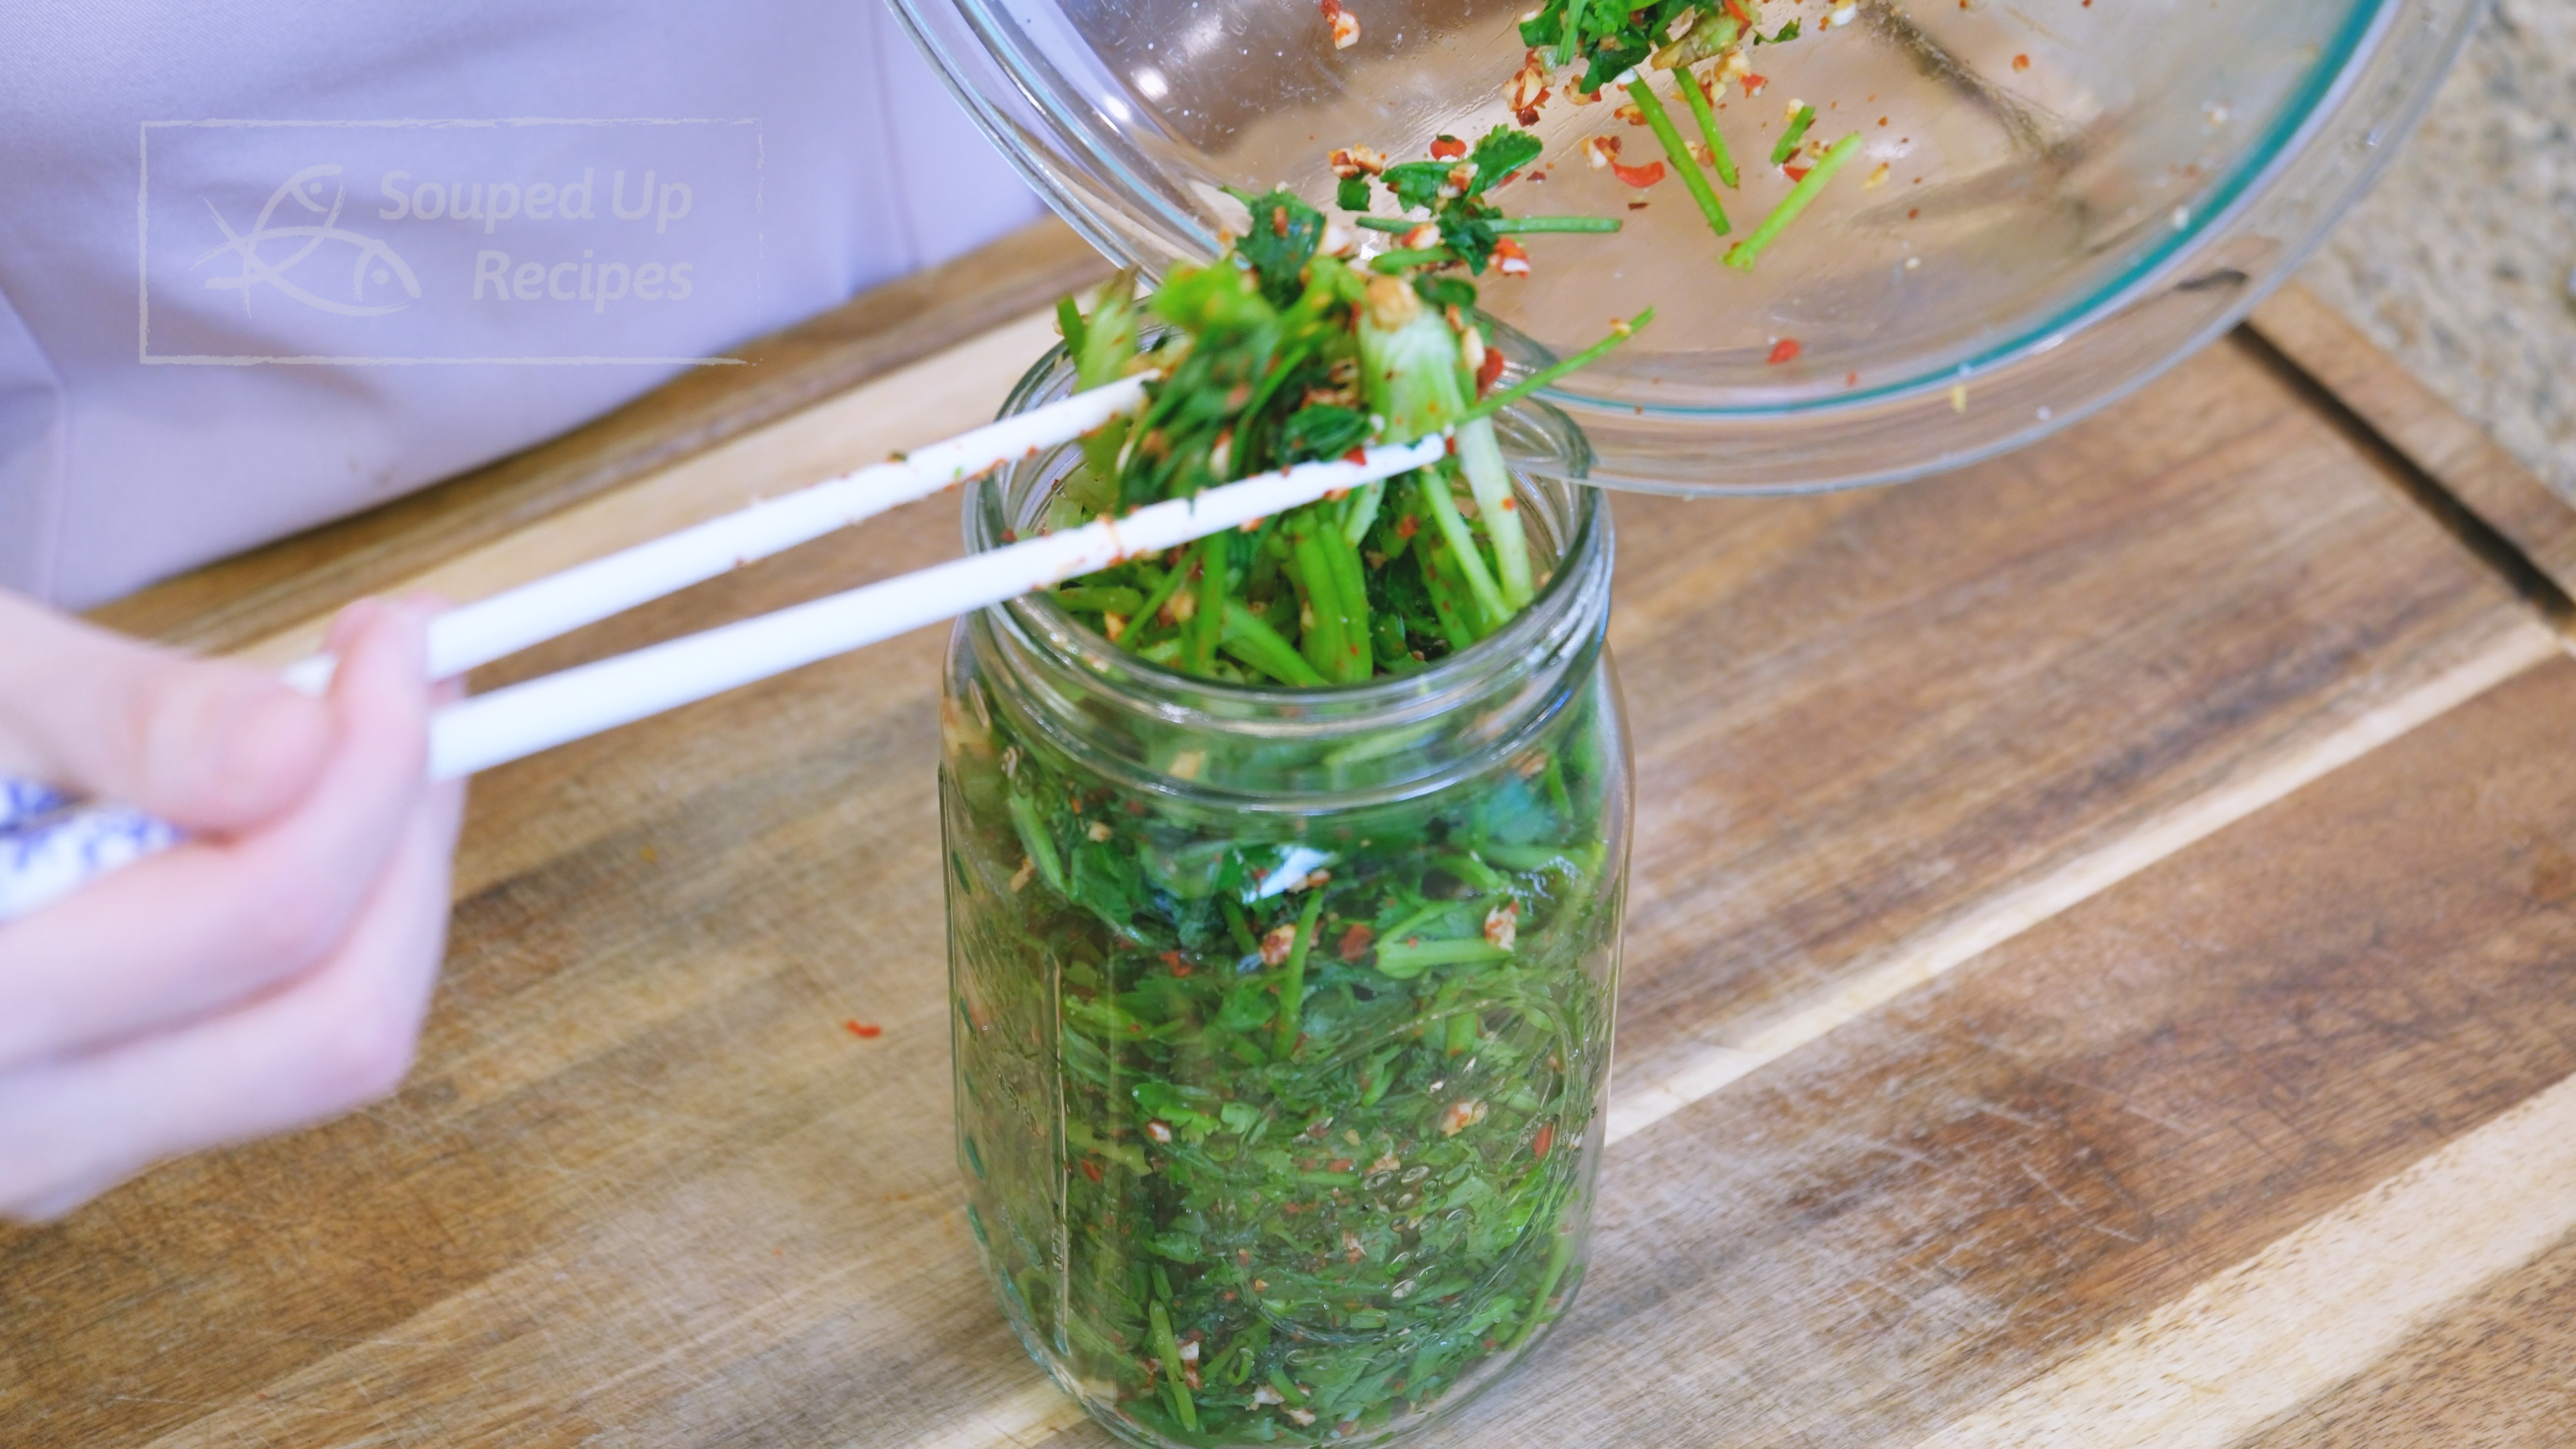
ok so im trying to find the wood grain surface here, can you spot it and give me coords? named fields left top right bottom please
left=9, top=233, right=2575, bottom=1448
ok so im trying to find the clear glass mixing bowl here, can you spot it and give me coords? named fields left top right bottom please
left=891, top=0, right=2477, bottom=491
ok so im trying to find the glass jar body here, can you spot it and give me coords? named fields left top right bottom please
left=941, top=653, right=1627, bottom=1446
left=937, top=382, right=1629, bottom=1446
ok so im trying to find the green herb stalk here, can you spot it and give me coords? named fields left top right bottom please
left=1725, top=131, right=1864, bottom=270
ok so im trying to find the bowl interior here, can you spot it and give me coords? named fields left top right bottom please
left=902, top=0, right=2446, bottom=488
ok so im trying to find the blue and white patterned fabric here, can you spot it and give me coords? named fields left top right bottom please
left=0, top=780, right=182, bottom=923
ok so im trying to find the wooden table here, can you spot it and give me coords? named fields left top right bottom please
left=12, top=221, right=2576, bottom=1446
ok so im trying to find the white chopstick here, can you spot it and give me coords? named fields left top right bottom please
left=0, top=431, right=1443, bottom=922
left=282, top=373, right=1156, bottom=693
left=426, top=435, right=1447, bottom=779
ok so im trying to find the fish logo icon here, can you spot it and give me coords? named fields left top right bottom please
left=195, top=164, right=421, bottom=317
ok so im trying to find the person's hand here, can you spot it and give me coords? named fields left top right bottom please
left=0, top=593, right=464, bottom=1221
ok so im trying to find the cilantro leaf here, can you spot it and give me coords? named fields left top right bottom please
left=1279, top=404, right=1371, bottom=462
left=1380, top=160, right=1451, bottom=213
left=1230, top=189, right=1327, bottom=306
left=1466, top=127, right=1542, bottom=193
left=1440, top=212, right=1501, bottom=272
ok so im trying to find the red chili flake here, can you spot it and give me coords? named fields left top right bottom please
left=1394, top=515, right=1419, bottom=540
left=1845, top=370, right=1860, bottom=386
left=1081, top=1160, right=1104, bottom=1183
left=1428, top=135, right=1467, bottom=160
left=1532, top=1122, right=1555, bottom=1158
left=1723, top=0, right=1754, bottom=24
left=1767, top=338, right=1802, bottom=365
left=1319, top=0, right=1360, bottom=47
left=1610, top=158, right=1666, bottom=189
left=1741, top=72, right=1768, bottom=97
left=1907, top=207, right=1920, bottom=219
left=2011, top=52, right=2031, bottom=70
left=1159, top=950, right=1193, bottom=977
left=1783, top=164, right=1812, bottom=182
left=1327, top=1158, right=1353, bottom=1172
left=1342, top=445, right=1368, bottom=464
left=1338, top=922, right=1377, bottom=961
left=843, top=1020, right=882, bottom=1039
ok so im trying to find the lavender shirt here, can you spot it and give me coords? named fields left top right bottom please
left=0, top=1, right=1042, bottom=610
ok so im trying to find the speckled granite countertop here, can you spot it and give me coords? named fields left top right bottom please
left=2300, top=0, right=2576, bottom=496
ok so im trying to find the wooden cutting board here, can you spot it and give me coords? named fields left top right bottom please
left=10, top=221, right=2575, bottom=1447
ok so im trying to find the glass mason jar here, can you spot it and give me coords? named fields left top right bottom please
left=938, top=349, right=1632, bottom=1447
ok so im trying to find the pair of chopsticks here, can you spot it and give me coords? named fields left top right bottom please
left=0, top=380, right=1446, bottom=921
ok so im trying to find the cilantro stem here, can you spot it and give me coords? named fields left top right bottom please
left=1271, top=888, right=1327, bottom=1061
left=1460, top=308, right=1656, bottom=425
left=1187, top=537, right=1226, bottom=675
left=1456, top=420, right=1534, bottom=610
left=1125, top=559, right=1191, bottom=642
left=1287, top=524, right=1352, bottom=682
left=1368, top=247, right=1451, bottom=274
left=1415, top=527, right=1481, bottom=652
left=1554, top=0, right=1589, bottom=67
left=1493, top=215, right=1621, bottom=233
left=1055, top=294, right=1087, bottom=356
left=1007, top=794, right=1065, bottom=893
left=1503, top=1226, right=1576, bottom=1352
left=1413, top=472, right=1510, bottom=632
left=1220, top=894, right=1260, bottom=955
left=1053, top=584, right=1142, bottom=616
left=1374, top=937, right=1513, bottom=977
left=1341, top=480, right=1385, bottom=546
left=1652, top=7, right=1746, bottom=69
left=1674, top=66, right=1739, bottom=189
left=1625, top=80, right=1731, bottom=240
left=1316, top=515, right=1375, bottom=682
left=1725, top=132, right=1863, bottom=271
left=1149, top=1300, right=1198, bottom=1431
left=1220, top=602, right=1328, bottom=686
left=1769, top=103, right=1817, bottom=166
left=1355, top=215, right=1619, bottom=234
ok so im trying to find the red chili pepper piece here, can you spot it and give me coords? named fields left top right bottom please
left=844, top=1020, right=883, bottom=1039
left=1609, top=158, right=1666, bottom=189
left=1767, top=337, right=1801, bottom=365
left=1428, top=135, right=1466, bottom=160
left=1532, top=1122, right=1555, bottom=1158
left=1476, top=343, right=1507, bottom=395
left=1782, top=164, right=1811, bottom=182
